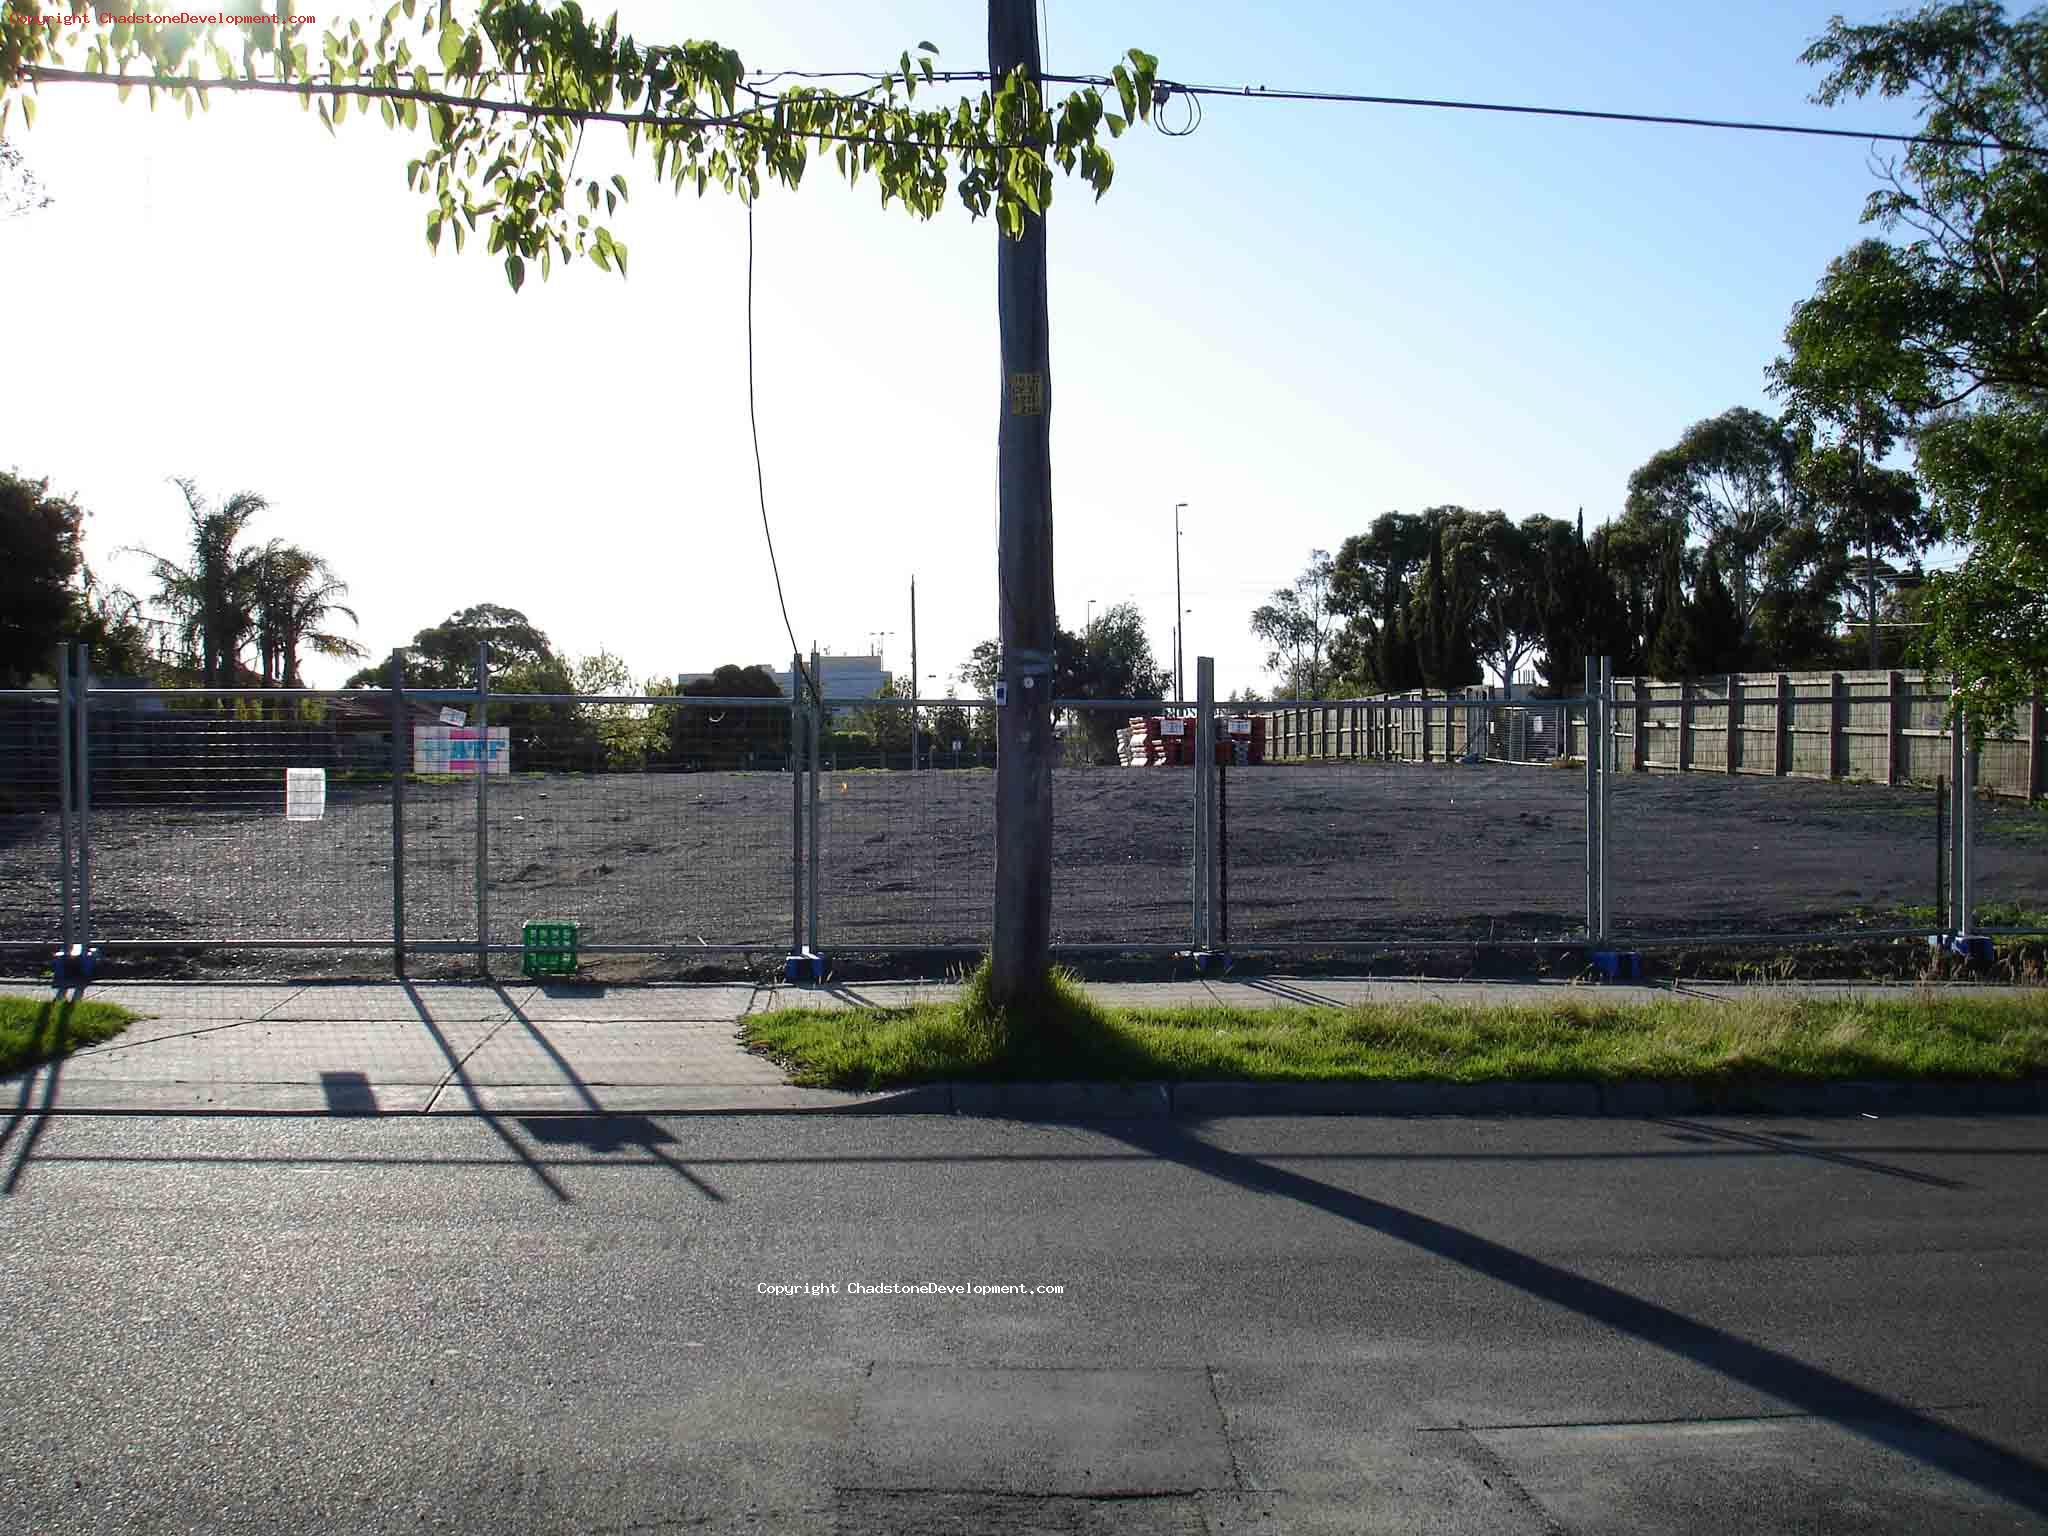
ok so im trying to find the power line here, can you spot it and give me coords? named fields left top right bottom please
left=28, top=63, right=2047, bottom=160
left=1155, top=79, right=2040, bottom=157
left=739, top=67, right=2048, bottom=158
left=743, top=197, right=816, bottom=705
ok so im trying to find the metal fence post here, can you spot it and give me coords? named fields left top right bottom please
left=475, top=641, right=490, bottom=977
left=1197, top=657, right=1217, bottom=954
left=74, top=642, right=92, bottom=962
left=1958, top=708, right=1976, bottom=943
left=1584, top=658, right=1598, bottom=940
left=389, top=651, right=407, bottom=978
left=1599, top=656, right=1613, bottom=944
left=807, top=648, right=821, bottom=958
left=1193, top=693, right=1203, bottom=947
left=56, top=645, right=74, bottom=963
left=790, top=652, right=805, bottom=962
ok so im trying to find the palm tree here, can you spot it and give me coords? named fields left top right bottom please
left=251, top=542, right=365, bottom=685
left=128, top=479, right=269, bottom=685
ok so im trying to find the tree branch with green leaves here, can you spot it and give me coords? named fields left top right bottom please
left=4, top=2, right=1159, bottom=289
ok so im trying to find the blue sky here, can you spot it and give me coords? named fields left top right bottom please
left=1, top=0, right=1926, bottom=694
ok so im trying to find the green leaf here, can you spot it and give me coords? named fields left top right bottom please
left=18, top=96, right=31, bottom=132
left=437, top=19, right=463, bottom=74
left=504, top=252, right=524, bottom=291
left=916, top=40, right=938, bottom=53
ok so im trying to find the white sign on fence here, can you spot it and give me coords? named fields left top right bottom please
left=439, top=706, right=468, bottom=727
left=1161, top=719, right=1186, bottom=737
left=285, top=768, right=327, bottom=821
left=414, top=726, right=510, bottom=774
left=1228, top=719, right=1252, bottom=737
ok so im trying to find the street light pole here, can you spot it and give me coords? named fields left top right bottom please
left=1174, top=501, right=1187, bottom=706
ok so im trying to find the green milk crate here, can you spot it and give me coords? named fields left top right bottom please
left=521, top=919, right=580, bottom=978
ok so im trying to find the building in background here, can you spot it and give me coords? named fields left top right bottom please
left=782, top=654, right=891, bottom=700
left=675, top=655, right=893, bottom=700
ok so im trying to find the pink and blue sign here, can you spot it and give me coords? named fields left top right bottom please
left=414, top=726, right=511, bottom=774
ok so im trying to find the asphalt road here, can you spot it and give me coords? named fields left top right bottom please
left=1, top=1111, right=2045, bottom=1534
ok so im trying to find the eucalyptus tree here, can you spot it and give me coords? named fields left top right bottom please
left=1250, top=550, right=1338, bottom=699
left=1792, top=2, right=2048, bottom=718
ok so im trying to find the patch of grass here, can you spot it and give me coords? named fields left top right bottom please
left=744, top=974, right=2048, bottom=1091
left=0, top=995, right=138, bottom=1076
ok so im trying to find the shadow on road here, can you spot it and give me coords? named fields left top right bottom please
left=493, top=983, right=725, bottom=1202
left=1656, top=1117, right=1967, bottom=1190
left=404, top=980, right=569, bottom=1204
left=1, top=986, right=85, bottom=1196
left=1100, top=1119, right=2048, bottom=1520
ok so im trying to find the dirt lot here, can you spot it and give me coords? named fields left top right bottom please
left=3, top=763, right=2045, bottom=967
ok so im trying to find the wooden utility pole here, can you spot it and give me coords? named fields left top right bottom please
left=988, top=0, right=1055, bottom=1004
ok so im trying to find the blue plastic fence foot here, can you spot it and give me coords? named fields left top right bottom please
left=783, top=949, right=826, bottom=984
left=50, top=945, right=98, bottom=988
left=1590, top=950, right=1642, bottom=981
left=1192, top=951, right=1232, bottom=974
left=1942, top=935, right=1996, bottom=964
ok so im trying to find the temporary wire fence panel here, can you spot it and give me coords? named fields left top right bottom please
left=812, top=700, right=994, bottom=949
left=1601, top=760, right=1944, bottom=941
left=1052, top=753, right=1191, bottom=947
left=480, top=695, right=797, bottom=951
left=1219, top=753, right=1588, bottom=946
left=0, top=692, right=63, bottom=947
left=1965, top=780, right=2048, bottom=931
left=395, top=710, right=477, bottom=949
left=85, top=691, right=395, bottom=944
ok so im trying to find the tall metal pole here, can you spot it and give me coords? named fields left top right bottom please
left=474, top=641, right=490, bottom=977
left=389, top=651, right=408, bottom=978
left=988, top=0, right=1056, bottom=1003
left=1174, top=502, right=1187, bottom=705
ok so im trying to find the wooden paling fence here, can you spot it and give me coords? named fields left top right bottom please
left=1258, top=671, right=2047, bottom=802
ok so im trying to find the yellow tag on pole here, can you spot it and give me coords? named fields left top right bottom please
left=1008, top=371, right=1046, bottom=416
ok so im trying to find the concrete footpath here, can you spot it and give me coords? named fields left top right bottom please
left=2, top=976, right=2043, bottom=1117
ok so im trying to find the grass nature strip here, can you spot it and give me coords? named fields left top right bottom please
left=744, top=969, right=2048, bottom=1092
left=0, top=995, right=136, bottom=1077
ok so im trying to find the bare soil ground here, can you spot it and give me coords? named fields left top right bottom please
left=3, top=763, right=2044, bottom=976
